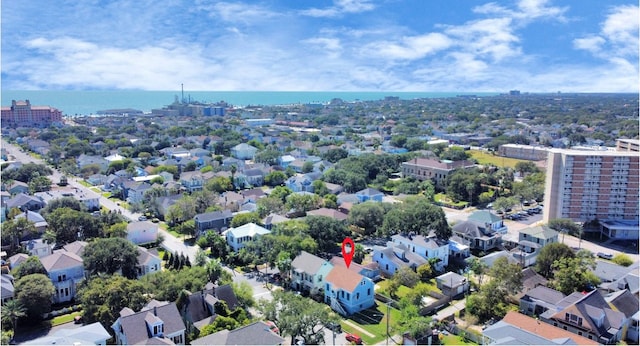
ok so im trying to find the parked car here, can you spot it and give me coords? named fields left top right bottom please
left=138, top=215, right=147, bottom=221
left=346, top=333, right=362, bottom=344
left=326, top=322, right=342, bottom=333
left=597, top=252, right=613, bottom=260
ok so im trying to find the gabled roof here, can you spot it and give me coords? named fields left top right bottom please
left=306, top=208, right=348, bottom=221
left=137, top=247, right=161, bottom=266
left=522, top=285, right=566, bottom=305
left=40, top=251, right=83, bottom=272
left=452, top=220, right=491, bottom=238
left=436, top=272, right=467, bottom=288
left=5, top=193, right=43, bottom=209
left=468, top=210, right=502, bottom=224
left=494, top=311, right=598, bottom=345
left=593, top=260, right=630, bottom=282
left=227, top=223, right=270, bottom=238
left=191, top=321, right=285, bottom=345
left=292, top=251, right=329, bottom=275
left=356, top=187, right=383, bottom=196
left=117, top=301, right=185, bottom=345
left=392, top=233, right=448, bottom=250
left=325, top=265, right=368, bottom=292
left=63, top=241, right=88, bottom=256
left=195, top=210, right=233, bottom=223
left=519, top=225, right=558, bottom=239
left=548, top=290, right=626, bottom=338
left=605, top=289, right=640, bottom=318
left=1, top=274, right=14, bottom=300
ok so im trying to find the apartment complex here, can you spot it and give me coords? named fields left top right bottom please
left=543, top=147, right=639, bottom=238
left=616, top=138, right=640, bottom=152
left=402, top=158, right=475, bottom=188
left=1, top=100, right=63, bottom=128
left=498, top=144, right=550, bottom=161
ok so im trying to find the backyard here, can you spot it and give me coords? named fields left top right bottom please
left=340, top=302, right=402, bottom=345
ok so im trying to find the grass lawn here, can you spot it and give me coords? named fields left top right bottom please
left=51, top=311, right=82, bottom=326
left=441, top=333, right=476, bottom=345
left=469, top=150, right=529, bottom=168
left=375, top=281, right=412, bottom=299
left=341, top=302, right=402, bottom=345
left=435, top=193, right=468, bottom=208
left=77, top=180, right=92, bottom=187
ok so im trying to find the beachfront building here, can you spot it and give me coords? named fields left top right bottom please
left=1, top=100, right=63, bottom=128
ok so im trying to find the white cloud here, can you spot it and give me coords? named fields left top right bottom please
left=573, top=5, right=639, bottom=60
left=364, top=33, right=452, bottom=60
left=301, top=0, right=375, bottom=18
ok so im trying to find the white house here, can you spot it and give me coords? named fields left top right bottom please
left=231, top=143, right=258, bottom=160
left=224, top=223, right=270, bottom=252
left=126, top=221, right=159, bottom=245
left=136, top=247, right=162, bottom=278
left=290, top=251, right=334, bottom=295
left=391, top=233, right=450, bottom=271
left=40, top=251, right=85, bottom=303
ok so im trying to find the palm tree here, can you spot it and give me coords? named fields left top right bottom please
left=2, top=300, right=26, bottom=333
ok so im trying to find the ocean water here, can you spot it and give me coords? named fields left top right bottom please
left=1, top=90, right=497, bottom=116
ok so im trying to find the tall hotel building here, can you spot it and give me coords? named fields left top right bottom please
left=1, top=100, right=63, bottom=128
left=543, top=144, right=639, bottom=240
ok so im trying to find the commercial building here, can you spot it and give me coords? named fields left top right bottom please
left=498, top=144, right=550, bottom=161
left=401, top=157, right=475, bottom=188
left=1, top=100, right=63, bottom=128
left=616, top=138, right=640, bottom=152
left=543, top=148, right=639, bottom=239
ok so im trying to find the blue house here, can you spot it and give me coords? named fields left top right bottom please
left=324, top=266, right=375, bottom=315
left=285, top=174, right=314, bottom=193
left=355, top=188, right=384, bottom=203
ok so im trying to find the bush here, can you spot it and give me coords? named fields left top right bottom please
left=612, top=253, right=633, bottom=267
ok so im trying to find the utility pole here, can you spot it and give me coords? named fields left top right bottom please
left=386, top=301, right=391, bottom=346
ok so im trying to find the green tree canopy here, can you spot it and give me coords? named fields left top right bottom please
left=534, top=242, right=575, bottom=279
left=15, top=273, right=55, bottom=320
left=11, top=256, right=46, bottom=280
left=258, top=290, right=339, bottom=345
left=78, top=275, right=148, bottom=329
left=82, top=238, right=140, bottom=279
left=381, top=196, right=450, bottom=239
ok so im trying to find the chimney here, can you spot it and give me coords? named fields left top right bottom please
left=153, top=306, right=157, bottom=316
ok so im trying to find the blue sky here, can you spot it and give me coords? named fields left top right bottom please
left=2, top=0, right=638, bottom=92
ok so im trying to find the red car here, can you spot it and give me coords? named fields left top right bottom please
left=345, top=333, right=362, bottom=344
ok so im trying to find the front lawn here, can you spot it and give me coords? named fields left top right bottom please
left=341, top=303, right=402, bottom=345
left=51, top=311, right=82, bottom=326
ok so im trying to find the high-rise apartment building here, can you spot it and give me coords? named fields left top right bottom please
left=1, top=100, right=63, bottom=128
left=543, top=148, right=639, bottom=237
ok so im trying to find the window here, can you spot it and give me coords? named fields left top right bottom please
left=356, top=293, right=360, bottom=300
left=368, top=288, right=371, bottom=296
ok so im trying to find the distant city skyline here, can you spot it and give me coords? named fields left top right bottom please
left=2, top=0, right=638, bottom=92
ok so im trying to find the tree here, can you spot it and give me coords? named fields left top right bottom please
left=548, top=218, right=583, bottom=239
left=417, top=263, right=433, bottom=282
left=140, top=266, right=219, bottom=303
left=28, top=176, right=52, bottom=193
left=258, top=290, right=339, bottom=345
left=264, top=171, right=287, bottom=187
left=230, top=212, right=262, bottom=228
left=78, top=275, right=148, bottom=329
left=12, top=256, right=46, bottom=280
left=311, top=180, right=329, bottom=197
left=205, top=176, right=233, bottom=193
left=285, top=193, right=322, bottom=215
left=393, top=266, right=420, bottom=288
left=105, top=222, right=128, bottom=238
left=82, top=238, right=140, bottom=279
left=381, top=196, right=450, bottom=239
left=353, top=244, right=365, bottom=265
left=305, top=216, right=348, bottom=253
left=3, top=218, right=37, bottom=253
left=551, top=250, right=599, bottom=295
left=468, top=257, right=488, bottom=287
left=347, top=202, right=387, bottom=236
left=514, top=161, right=539, bottom=176
left=270, top=186, right=292, bottom=202
left=195, top=249, right=208, bottom=266
left=46, top=207, right=102, bottom=244
left=199, top=315, right=239, bottom=336
left=231, top=281, right=255, bottom=308
left=14, top=274, right=55, bottom=319
left=206, top=259, right=224, bottom=284
left=493, top=196, right=518, bottom=214
left=488, top=256, right=522, bottom=295
left=535, top=242, right=575, bottom=279
left=2, top=300, right=26, bottom=334
left=256, top=196, right=285, bottom=218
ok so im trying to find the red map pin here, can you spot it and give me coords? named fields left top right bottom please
left=341, top=237, right=355, bottom=268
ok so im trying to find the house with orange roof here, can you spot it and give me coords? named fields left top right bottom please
left=324, top=265, right=375, bottom=316
left=483, top=311, right=599, bottom=345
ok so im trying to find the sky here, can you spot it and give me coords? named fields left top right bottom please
left=1, top=0, right=638, bottom=92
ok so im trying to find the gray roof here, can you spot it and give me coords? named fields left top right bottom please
left=519, top=225, right=558, bottom=239
left=117, top=301, right=185, bottom=345
left=593, top=260, right=631, bottom=282
left=436, top=271, right=467, bottom=288
left=137, top=247, right=160, bottom=266
left=392, top=234, right=447, bottom=250
left=5, top=193, right=43, bottom=209
left=452, top=220, right=492, bottom=238
left=195, top=210, right=233, bottom=223
left=191, top=321, right=285, bottom=345
left=522, top=286, right=566, bottom=305
left=1, top=274, right=14, bottom=300
left=63, top=241, right=88, bottom=256
left=23, top=322, right=111, bottom=345
left=468, top=210, right=502, bottom=224
left=356, top=187, right=383, bottom=196
left=40, top=251, right=83, bottom=272
left=483, top=321, right=578, bottom=345
left=291, top=251, right=328, bottom=275
left=605, top=289, right=640, bottom=318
